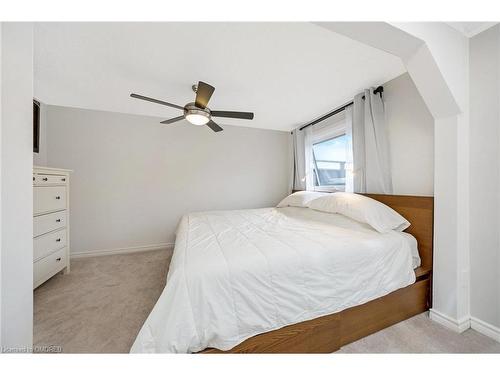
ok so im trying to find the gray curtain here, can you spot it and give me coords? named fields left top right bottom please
left=352, top=88, right=393, bottom=194
left=290, top=129, right=306, bottom=191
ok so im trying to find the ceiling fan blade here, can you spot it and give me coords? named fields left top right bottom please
left=130, top=93, right=184, bottom=110
left=206, top=120, right=223, bottom=132
left=195, top=81, right=215, bottom=109
left=211, top=110, right=254, bottom=120
left=160, top=115, right=185, bottom=124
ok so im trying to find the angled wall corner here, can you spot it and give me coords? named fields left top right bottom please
left=314, top=21, right=462, bottom=119
left=405, top=44, right=461, bottom=118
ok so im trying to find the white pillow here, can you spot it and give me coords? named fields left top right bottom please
left=307, top=192, right=410, bottom=233
left=277, top=191, right=329, bottom=208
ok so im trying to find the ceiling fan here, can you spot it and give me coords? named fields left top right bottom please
left=130, top=81, right=254, bottom=132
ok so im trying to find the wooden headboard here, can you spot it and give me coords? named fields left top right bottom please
left=363, top=194, right=434, bottom=274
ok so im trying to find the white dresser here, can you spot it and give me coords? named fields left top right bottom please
left=33, top=166, right=72, bottom=289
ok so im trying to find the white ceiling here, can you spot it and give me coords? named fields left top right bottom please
left=446, top=22, right=498, bottom=37
left=34, top=23, right=405, bottom=131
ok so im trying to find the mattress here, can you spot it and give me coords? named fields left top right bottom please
left=131, top=206, right=418, bottom=353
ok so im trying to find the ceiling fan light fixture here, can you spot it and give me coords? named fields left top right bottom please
left=186, top=112, right=210, bottom=126
left=184, top=105, right=210, bottom=126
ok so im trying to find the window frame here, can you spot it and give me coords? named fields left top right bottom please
left=309, top=115, right=347, bottom=192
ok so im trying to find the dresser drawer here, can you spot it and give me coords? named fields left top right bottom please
left=34, top=247, right=67, bottom=288
left=33, top=173, right=68, bottom=186
left=34, top=211, right=67, bottom=237
left=34, top=228, right=67, bottom=261
left=34, top=186, right=67, bottom=215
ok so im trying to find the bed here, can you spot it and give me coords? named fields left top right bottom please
left=130, top=194, right=433, bottom=353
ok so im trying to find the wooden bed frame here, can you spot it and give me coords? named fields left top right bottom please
left=201, top=194, right=434, bottom=353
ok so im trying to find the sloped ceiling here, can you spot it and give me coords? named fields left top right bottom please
left=34, top=22, right=405, bottom=131
left=446, top=22, right=498, bottom=37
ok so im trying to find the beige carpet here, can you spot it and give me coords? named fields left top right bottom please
left=338, top=314, right=500, bottom=353
left=34, top=249, right=500, bottom=353
left=34, top=249, right=172, bottom=353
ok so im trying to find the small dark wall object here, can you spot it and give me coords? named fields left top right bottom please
left=33, top=99, right=40, bottom=153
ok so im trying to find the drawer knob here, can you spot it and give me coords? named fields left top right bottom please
left=43, top=177, right=48, bottom=181
left=56, top=219, right=61, bottom=223
left=61, top=178, right=66, bottom=182
left=56, top=238, right=61, bottom=242
left=56, top=257, right=62, bottom=262
left=55, top=196, right=61, bottom=200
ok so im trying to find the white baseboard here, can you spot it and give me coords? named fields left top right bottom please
left=429, top=309, right=500, bottom=342
left=471, top=317, right=500, bottom=343
left=71, top=242, right=174, bottom=259
left=429, top=309, right=471, bottom=333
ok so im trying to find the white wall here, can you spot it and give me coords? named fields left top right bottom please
left=384, top=73, right=434, bottom=196
left=0, top=23, right=34, bottom=349
left=0, top=20, right=2, bottom=345
left=392, top=23, right=472, bottom=325
left=45, top=106, right=291, bottom=255
left=469, top=25, right=500, bottom=332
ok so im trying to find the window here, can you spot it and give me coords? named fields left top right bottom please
left=304, top=111, right=352, bottom=192
left=312, top=134, right=348, bottom=191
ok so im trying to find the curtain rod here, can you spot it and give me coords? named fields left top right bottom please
left=298, top=86, right=383, bottom=131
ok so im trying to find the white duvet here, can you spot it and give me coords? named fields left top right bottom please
left=131, top=207, right=418, bottom=353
